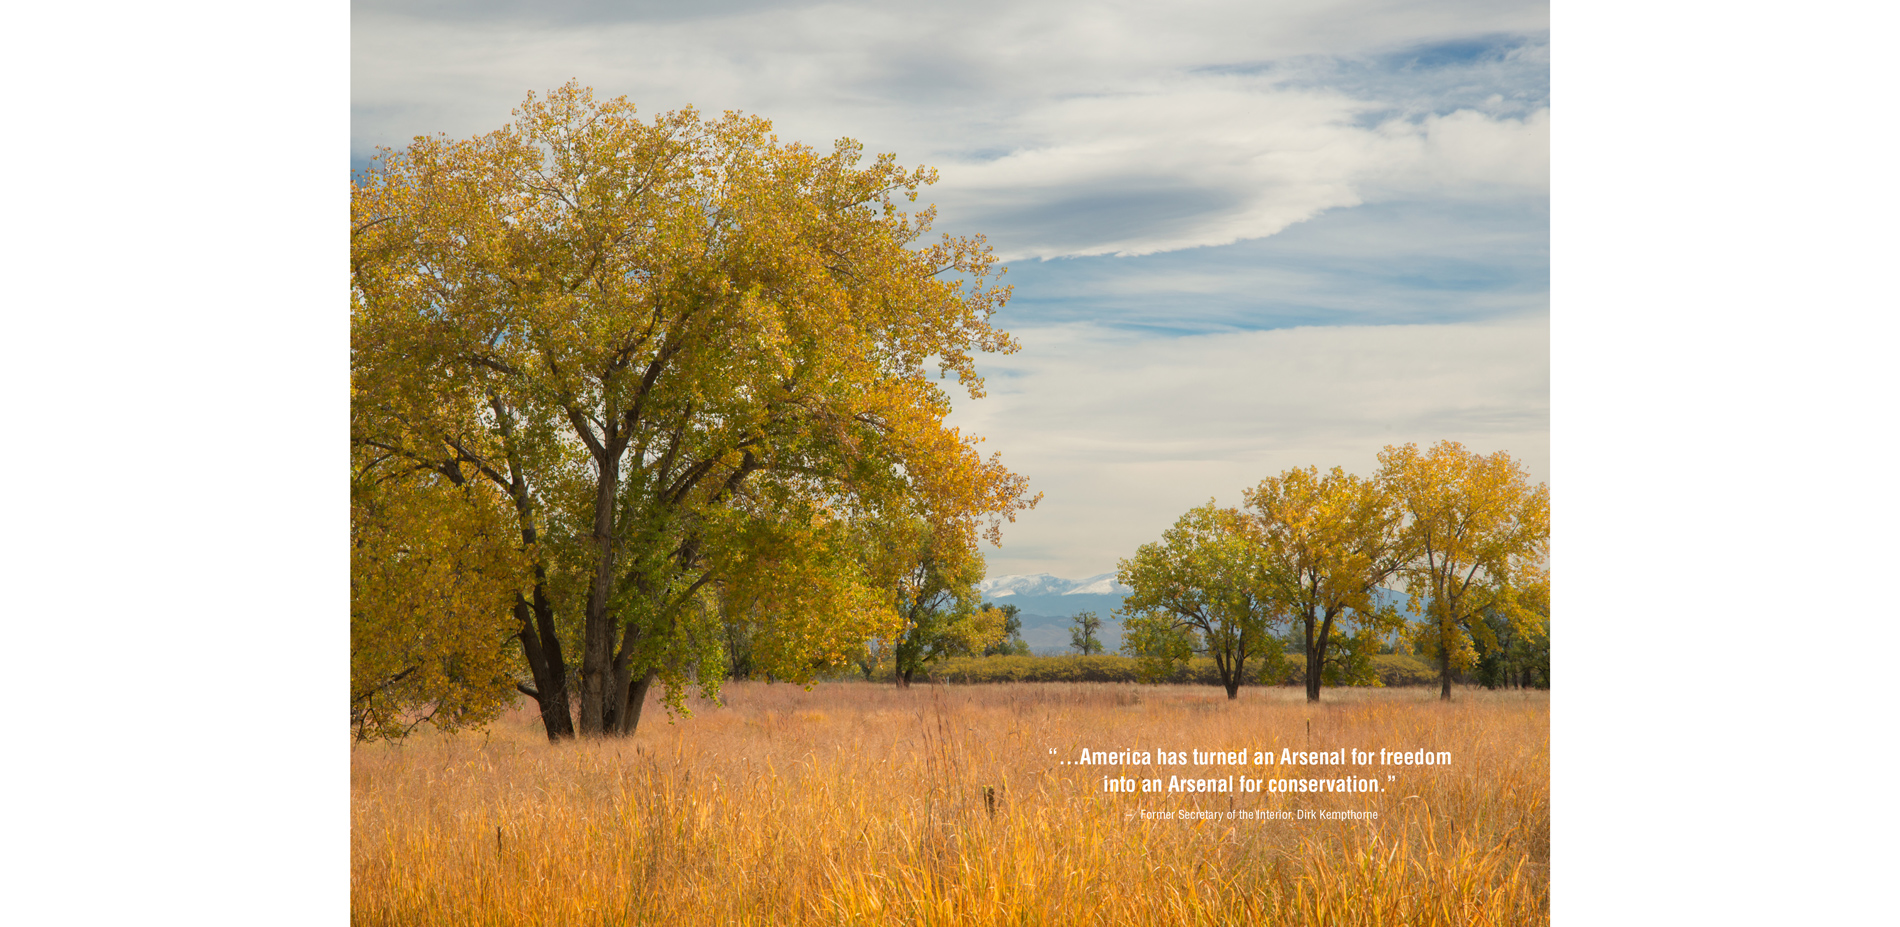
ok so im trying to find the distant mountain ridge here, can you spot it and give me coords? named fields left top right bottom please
left=977, top=573, right=1132, bottom=654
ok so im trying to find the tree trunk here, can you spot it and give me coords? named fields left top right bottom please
left=578, top=445, right=623, bottom=736
left=1304, top=612, right=1334, bottom=704
left=613, top=670, right=658, bottom=736
left=1434, top=587, right=1454, bottom=701
left=898, top=667, right=914, bottom=689
left=515, top=591, right=574, bottom=741
left=1224, top=678, right=1240, bottom=700
left=599, top=612, right=658, bottom=735
left=503, top=463, right=575, bottom=741
left=1304, top=615, right=1327, bottom=704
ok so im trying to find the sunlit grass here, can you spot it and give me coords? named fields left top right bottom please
left=352, top=682, right=1547, bottom=926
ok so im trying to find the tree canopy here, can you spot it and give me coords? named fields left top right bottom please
left=981, top=603, right=1031, bottom=657
left=350, top=461, right=530, bottom=740
left=1377, top=441, right=1549, bottom=700
left=1244, top=466, right=1405, bottom=702
left=875, top=517, right=1010, bottom=687
left=351, top=84, right=1035, bottom=739
left=1117, top=503, right=1279, bottom=699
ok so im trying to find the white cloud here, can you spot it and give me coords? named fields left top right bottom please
left=948, top=317, right=1548, bottom=576
left=353, top=1, right=1549, bottom=258
left=1364, top=106, right=1550, bottom=196
left=933, top=77, right=1547, bottom=257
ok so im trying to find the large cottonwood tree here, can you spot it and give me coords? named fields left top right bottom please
left=351, top=84, right=1033, bottom=739
left=1377, top=442, right=1549, bottom=700
left=1245, top=466, right=1407, bottom=703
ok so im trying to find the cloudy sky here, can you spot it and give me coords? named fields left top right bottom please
left=352, top=0, right=1549, bottom=579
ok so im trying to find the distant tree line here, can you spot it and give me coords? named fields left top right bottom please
left=1117, top=441, right=1548, bottom=702
left=846, top=652, right=1439, bottom=687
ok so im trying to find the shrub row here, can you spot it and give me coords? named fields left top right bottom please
left=846, top=653, right=1442, bottom=687
left=1370, top=654, right=1439, bottom=687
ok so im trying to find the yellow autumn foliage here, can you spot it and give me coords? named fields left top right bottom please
left=352, top=83, right=1035, bottom=738
left=1377, top=442, right=1549, bottom=699
left=350, top=459, right=532, bottom=740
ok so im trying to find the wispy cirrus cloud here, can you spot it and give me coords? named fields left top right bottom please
left=993, top=194, right=1547, bottom=334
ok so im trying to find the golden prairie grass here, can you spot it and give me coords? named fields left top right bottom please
left=352, top=683, right=1547, bottom=926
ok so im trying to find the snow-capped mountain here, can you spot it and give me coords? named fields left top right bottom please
left=1064, top=573, right=1133, bottom=596
left=978, top=572, right=1132, bottom=598
left=976, top=573, right=1134, bottom=654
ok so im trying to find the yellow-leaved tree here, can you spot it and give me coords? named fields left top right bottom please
left=866, top=515, right=1008, bottom=687
left=1245, top=466, right=1407, bottom=703
left=1377, top=441, right=1549, bottom=700
left=1117, top=504, right=1282, bottom=700
left=351, top=84, right=1034, bottom=739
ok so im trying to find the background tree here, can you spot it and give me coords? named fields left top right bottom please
left=352, top=84, right=1034, bottom=739
left=1117, top=504, right=1278, bottom=699
left=876, top=518, right=1008, bottom=686
left=981, top=603, right=1032, bottom=656
left=1475, top=570, right=1550, bottom=689
left=1068, top=611, right=1104, bottom=655
left=1254, top=633, right=1295, bottom=686
left=720, top=603, right=760, bottom=681
left=854, top=638, right=889, bottom=681
left=1377, top=441, right=1549, bottom=700
left=1245, top=466, right=1407, bottom=702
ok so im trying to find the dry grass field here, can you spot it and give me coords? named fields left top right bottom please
left=352, top=682, right=1547, bottom=926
